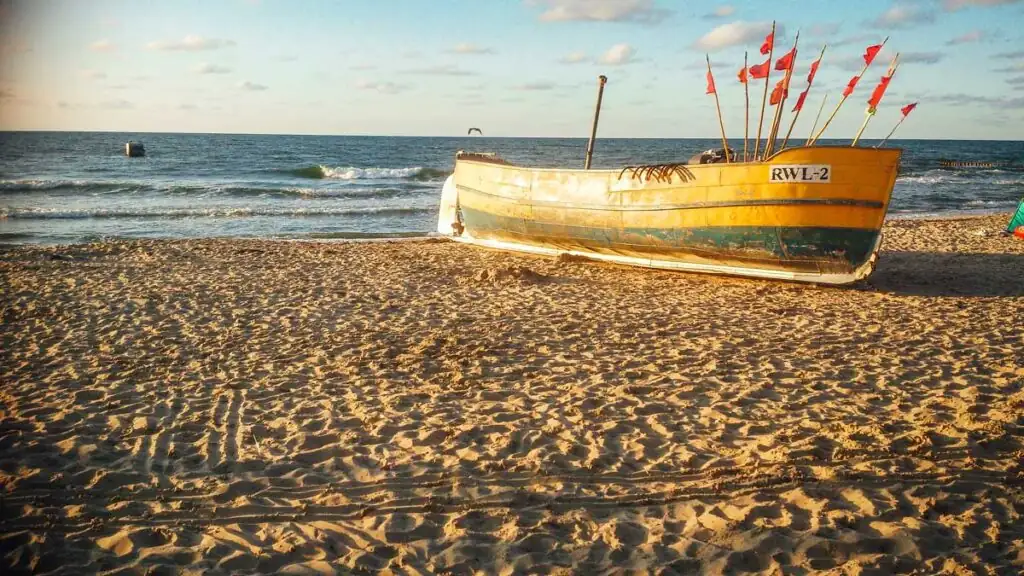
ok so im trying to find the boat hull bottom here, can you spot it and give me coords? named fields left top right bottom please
left=451, top=233, right=882, bottom=285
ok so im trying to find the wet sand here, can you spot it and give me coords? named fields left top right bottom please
left=1, top=213, right=1022, bottom=575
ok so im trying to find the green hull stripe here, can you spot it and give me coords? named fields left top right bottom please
left=461, top=206, right=880, bottom=267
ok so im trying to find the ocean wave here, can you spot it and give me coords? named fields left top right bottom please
left=281, top=165, right=450, bottom=181
left=0, top=206, right=434, bottom=220
left=0, top=178, right=433, bottom=199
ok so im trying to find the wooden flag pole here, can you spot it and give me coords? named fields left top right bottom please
left=584, top=75, right=608, bottom=169
left=743, top=51, right=749, bottom=162
left=805, top=94, right=828, bottom=145
left=764, top=30, right=800, bottom=159
left=809, top=35, right=888, bottom=145
left=753, top=21, right=776, bottom=161
left=852, top=55, right=899, bottom=147
left=782, top=43, right=826, bottom=150
left=875, top=112, right=909, bottom=148
left=707, top=55, right=731, bottom=162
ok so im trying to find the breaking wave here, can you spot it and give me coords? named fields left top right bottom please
left=280, top=165, right=450, bottom=181
left=0, top=206, right=434, bottom=220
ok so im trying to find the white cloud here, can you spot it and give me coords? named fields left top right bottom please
left=704, top=5, right=734, bottom=19
left=98, top=99, right=133, bottom=110
left=807, top=23, right=841, bottom=37
left=994, top=62, right=1024, bottom=72
left=943, top=0, right=1022, bottom=10
left=870, top=3, right=936, bottom=28
left=945, top=30, right=985, bottom=45
left=79, top=69, right=107, bottom=80
left=179, top=104, right=198, bottom=110
left=900, top=51, right=946, bottom=64
left=404, top=65, right=479, bottom=76
left=355, top=80, right=412, bottom=94
left=514, top=82, right=558, bottom=90
left=147, top=35, right=236, bottom=51
left=993, top=50, right=1024, bottom=59
left=238, top=81, right=267, bottom=91
left=560, top=51, right=589, bottom=64
left=450, top=43, right=494, bottom=55
left=530, top=0, right=668, bottom=23
left=598, top=43, right=635, bottom=65
left=350, top=64, right=376, bottom=71
left=90, top=39, right=116, bottom=52
left=692, top=21, right=779, bottom=52
left=193, top=63, right=232, bottom=74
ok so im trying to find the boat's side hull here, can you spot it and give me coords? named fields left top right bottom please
left=449, top=146, right=902, bottom=284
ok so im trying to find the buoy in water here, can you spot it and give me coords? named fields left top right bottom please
left=125, top=141, right=146, bottom=157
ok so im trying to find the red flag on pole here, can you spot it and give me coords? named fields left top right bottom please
left=807, top=57, right=821, bottom=83
left=901, top=102, right=918, bottom=116
left=738, top=65, right=748, bottom=84
left=760, top=31, right=774, bottom=55
left=775, top=48, right=796, bottom=71
left=770, top=78, right=788, bottom=105
left=842, top=75, right=860, bottom=98
left=792, top=89, right=808, bottom=112
left=863, top=44, right=883, bottom=66
left=749, top=59, right=770, bottom=79
left=706, top=69, right=717, bottom=94
left=867, top=75, right=891, bottom=111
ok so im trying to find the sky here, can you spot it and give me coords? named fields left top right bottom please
left=1, top=0, right=1023, bottom=139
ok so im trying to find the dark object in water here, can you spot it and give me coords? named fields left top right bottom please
left=125, top=141, right=146, bottom=157
left=687, top=148, right=735, bottom=165
left=938, top=159, right=995, bottom=168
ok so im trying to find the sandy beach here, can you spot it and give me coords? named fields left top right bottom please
left=1, top=213, right=1022, bottom=575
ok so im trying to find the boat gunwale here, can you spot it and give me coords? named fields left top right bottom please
left=453, top=145, right=904, bottom=173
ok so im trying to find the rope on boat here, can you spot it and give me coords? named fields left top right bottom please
left=617, top=163, right=696, bottom=183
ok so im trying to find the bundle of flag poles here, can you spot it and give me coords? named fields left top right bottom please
left=702, top=25, right=918, bottom=161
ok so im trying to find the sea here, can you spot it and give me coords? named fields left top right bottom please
left=1, top=132, right=1021, bottom=245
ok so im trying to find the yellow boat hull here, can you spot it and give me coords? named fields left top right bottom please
left=439, top=146, right=902, bottom=284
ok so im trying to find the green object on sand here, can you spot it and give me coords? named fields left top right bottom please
left=1008, top=198, right=1024, bottom=233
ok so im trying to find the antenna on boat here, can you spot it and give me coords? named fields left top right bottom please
left=584, top=75, right=607, bottom=170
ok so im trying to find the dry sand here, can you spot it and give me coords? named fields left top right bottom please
left=1, top=213, right=1022, bottom=575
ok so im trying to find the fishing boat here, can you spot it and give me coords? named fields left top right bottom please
left=437, top=146, right=901, bottom=285
left=437, top=29, right=912, bottom=285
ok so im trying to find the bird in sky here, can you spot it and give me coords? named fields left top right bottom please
left=467, top=127, right=483, bottom=135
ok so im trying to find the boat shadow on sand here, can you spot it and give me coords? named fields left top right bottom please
left=864, top=251, right=1024, bottom=297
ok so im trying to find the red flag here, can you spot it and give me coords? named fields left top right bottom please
left=842, top=75, right=860, bottom=98
left=706, top=70, right=716, bottom=95
left=760, top=31, right=774, bottom=55
left=792, top=89, right=808, bottom=112
left=770, top=79, right=788, bottom=105
left=738, top=66, right=748, bottom=84
left=863, top=44, right=883, bottom=66
left=749, top=59, right=770, bottom=79
left=775, top=48, right=796, bottom=71
left=867, top=75, right=892, bottom=111
left=901, top=102, right=918, bottom=116
left=807, top=57, right=821, bottom=84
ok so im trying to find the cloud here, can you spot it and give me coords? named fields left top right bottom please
left=147, top=35, right=236, bottom=51
left=703, top=5, right=734, bottom=19
left=945, top=30, right=985, bottom=45
left=193, top=63, right=232, bottom=74
left=276, top=54, right=298, bottom=62
left=943, top=0, right=1022, bottom=10
left=349, top=64, right=376, bottom=71
left=404, top=65, right=479, bottom=76
left=355, top=80, right=412, bottom=94
left=994, top=62, right=1024, bottom=72
left=869, top=3, right=936, bottom=28
left=560, top=51, right=589, bottom=64
left=993, top=50, right=1024, bottom=59
left=598, top=43, right=636, bottom=65
left=450, top=43, right=494, bottom=55
left=1007, top=76, right=1024, bottom=85
left=807, top=23, right=841, bottom=37
left=900, top=51, right=946, bottom=64
left=832, top=33, right=879, bottom=47
left=514, top=82, right=558, bottom=90
left=918, top=92, right=1024, bottom=109
left=178, top=104, right=198, bottom=110
left=79, top=69, right=107, bottom=80
left=98, top=99, right=133, bottom=110
left=530, top=0, right=669, bottom=23
left=692, top=21, right=779, bottom=52
left=238, top=81, right=267, bottom=91
left=90, top=39, right=116, bottom=52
